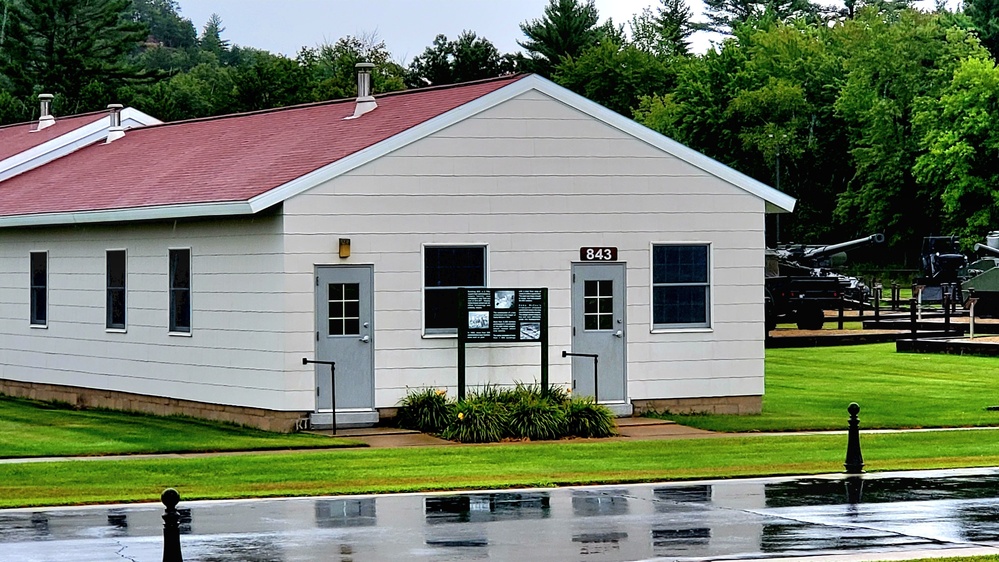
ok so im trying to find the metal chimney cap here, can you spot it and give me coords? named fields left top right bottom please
left=38, top=93, right=54, bottom=101
left=107, top=103, right=124, bottom=110
left=355, top=62, right=375, bottom=70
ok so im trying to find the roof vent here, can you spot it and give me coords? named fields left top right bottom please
left=344, top=62, right=377, bottom=120
left=105, top=104, right=125, bottom=143
left=33, top=94, right=55, bottom=131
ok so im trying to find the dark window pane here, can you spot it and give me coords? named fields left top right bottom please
left=653, top=286, right=708, bottom=325
left=344, top=300, right=359, bottom=318
left=31, top=253, right=46, bottom=287
left=584, top=280, right=598, bottom=297
left=169, top=250, right=190, bottom=290
left=599, top=314, right=613, bottom=330
left=31, top=289, right=47, bottom=324
left=328, top=301, right=344, bottom=319
left=107, top=251, right=126, bottom=288
left=598, top=280, right=612, bottom=296
left=171, top=290, right=191, bottom=332
left=329, top=319, right=343, bottom=336
left=584, top=315, right=598, bottom=330
left=598, top=297, right=612, bottom=313
left=343, top=283, right=359, bottom=300
left=425, top=247, right=485, bottom=287
left=425, top=288, right=459, bottom=330
left=107, top=289, right=126, bottom=329
left=653, top=246, right=707, bottom=284
left=584, top=297, right=597, bottom=314
left=344, top=318, right=360, bottom=335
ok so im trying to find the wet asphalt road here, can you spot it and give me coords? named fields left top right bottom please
left=2, top=468, right=999, bottom=561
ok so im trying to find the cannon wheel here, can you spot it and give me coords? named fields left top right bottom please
left=796, top=305, right=825, bottom=330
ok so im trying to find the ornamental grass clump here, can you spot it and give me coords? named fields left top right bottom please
left=563, top=396, right=617, bottom=438
left=441, top=395, right=508, bottom=443
left=506, top=394, right=567, bottom=441
left=395, top=388, right=452, bottom=434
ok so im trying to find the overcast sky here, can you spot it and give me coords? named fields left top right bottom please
left=172, top=0, right=721, bottom=63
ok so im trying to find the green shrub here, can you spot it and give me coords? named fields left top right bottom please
left=441, top=395, right=508, bottom=443
left=395, top=388, right=453, bottom=434
left=563, top=397, right=617, bottom=438
left=545, top=385, right=571, bottom=404
left=506, top=395, right=567, bottom=440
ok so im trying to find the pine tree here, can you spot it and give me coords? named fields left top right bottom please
left=966, top=0, right=999, bottom=59
left=518, top=0, right=612, bottom=77
left=0, top=0, right=148, bottom=111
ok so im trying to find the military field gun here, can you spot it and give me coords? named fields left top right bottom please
left=766, top=233, right=884, bottom=331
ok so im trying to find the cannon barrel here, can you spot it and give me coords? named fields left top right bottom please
left=802, top=233, right=885, bottom=262
left=974, top=243, right=999, bottom=258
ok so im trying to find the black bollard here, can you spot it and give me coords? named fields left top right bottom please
left=162, top=488, right=183, bottom=562
left=909, top=298, right=917, bottom=335
left=844, top=402, right=864, bottom=474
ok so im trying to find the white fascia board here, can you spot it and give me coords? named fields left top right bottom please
left=0, top=201, right=252, bottom=228
left=0, top=108, right=163, bottom=183
left=250, top=74, right=795, bottom=214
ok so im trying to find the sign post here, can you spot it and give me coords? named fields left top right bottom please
left=458, top=288, right=548, bottom=399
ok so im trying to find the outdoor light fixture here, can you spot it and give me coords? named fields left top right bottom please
left=339, top=238, right=351, bottom=258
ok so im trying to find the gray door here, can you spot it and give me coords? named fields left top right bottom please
left=315, top=265, right=374, bottom=415
left=571, top=262, right=626, bottom=403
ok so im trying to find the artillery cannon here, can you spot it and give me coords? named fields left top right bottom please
left=959, top=232, right=999, bottom=316
left=766, top=233, right=884, bottom=331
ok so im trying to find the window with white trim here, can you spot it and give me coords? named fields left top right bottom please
left=169, top=249, right=191, bottom=333
left=652, top=244, right=710, bottom=329
left=30, top=252, right=47, bottom=326
left=424, top=245, right=486, bottom=334
left=106, top=250, right=126, bottom=330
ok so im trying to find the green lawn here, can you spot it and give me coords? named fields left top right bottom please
left=0, top=396, right=356, bottom=458
left=2, top=429, right=998, bottom=508
left=658, top=343, right=999, bottom=431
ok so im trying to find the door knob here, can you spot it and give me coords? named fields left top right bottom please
left=360, top=335, right=370, bottom=343
left=614, top=330, right=623, bottom=338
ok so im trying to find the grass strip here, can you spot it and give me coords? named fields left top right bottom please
left=2, top=430, right=998, bottom=509
left=0, top=396, right=354, bottom=458
left=658, top=343, right=999, bottom=431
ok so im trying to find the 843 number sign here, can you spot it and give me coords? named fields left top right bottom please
left=580, top=247, right=618, bottom=261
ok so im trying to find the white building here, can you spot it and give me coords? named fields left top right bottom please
left=0, top=73, right=794, bottom=431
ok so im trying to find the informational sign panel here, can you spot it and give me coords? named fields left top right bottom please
left=462, top=288, right=544, bottom=342
left=457, top=288, right=548, bottom=398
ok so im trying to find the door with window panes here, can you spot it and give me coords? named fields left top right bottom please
left=314, top=265, right=374, bottom=414
left=570, top=262, right=626, bottom=403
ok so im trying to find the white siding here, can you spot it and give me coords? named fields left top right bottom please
left=283, top=89, right=767, bottom=408
left=0, top=214, right=312, bottom=411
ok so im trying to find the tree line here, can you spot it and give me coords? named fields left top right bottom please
left=3, top=0, right=999, bottom=261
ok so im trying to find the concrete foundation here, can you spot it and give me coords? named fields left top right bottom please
left=0, top=379, right=307, bottom=432
left=632, top=394, right=762, bottom=415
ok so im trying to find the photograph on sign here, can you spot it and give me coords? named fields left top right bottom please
left=495, top=290, right=515, bottom=309
left=468, top=311, right=490, bottom=329
left=520, top=322, right=541, bottom=341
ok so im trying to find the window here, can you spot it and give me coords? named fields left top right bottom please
left=30, top=252, right=47, bottom=326
left=328, top=283, right=360, bottom=335
left=424, top=245, right=486, bottom=334
left=169, top=249, right=191, bottom=333
left=652, top=244, right=710, bottom=329
left=106, top=250, right=126, bottom=330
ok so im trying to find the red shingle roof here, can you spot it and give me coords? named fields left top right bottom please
left=0, top=112, right=105, bottom=161
left=0, top=75, right=524, bottom=219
